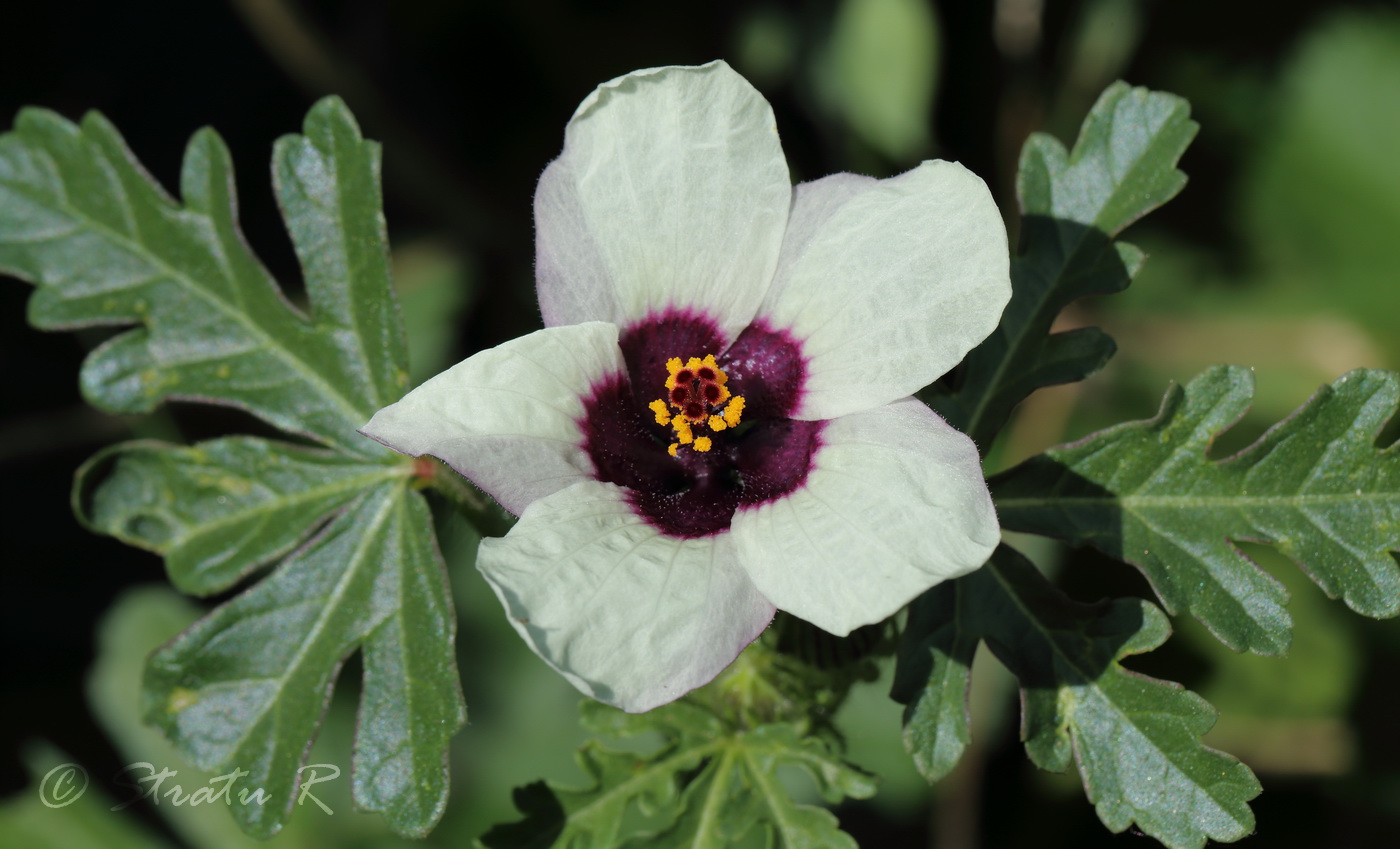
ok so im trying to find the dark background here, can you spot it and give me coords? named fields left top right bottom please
left=4, top=1, right=1399, bottom=846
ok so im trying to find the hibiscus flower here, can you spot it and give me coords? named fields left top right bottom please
left=362, top=61, right=1009, bottom=712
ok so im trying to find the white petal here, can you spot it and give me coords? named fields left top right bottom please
left=478, top=480, right=775, bottom=712
left=759, top=161, right=1010, bottom=420
left=360, top=322, right=623, bottom=516
left=732, top=398, right=998, bottom=636
left=535, top=61, right=792, bottom=339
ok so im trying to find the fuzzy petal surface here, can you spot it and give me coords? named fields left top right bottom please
left=759, top=162, right=1010, bottom=420
left=478, top=480, right=776, bottom=712
left=535, top=61, right=791, bottom=339
left=732, top=397, right=998, bottom=636
left=361, top=322, right=623, bottom=516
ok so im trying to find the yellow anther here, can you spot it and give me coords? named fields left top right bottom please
left=648, top=399, right=671, bottom=425
left=700, top=354, right=726, bottom=384
left=664, top=357, right=686, bottom=391
left=659, top=353, right=741, bottom=457
left=722, top=396, right=745, bottom=427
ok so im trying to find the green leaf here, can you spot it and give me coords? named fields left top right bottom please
left=1, top=98, right=467, bottom=838
left=888, top=580, right=976, bottom=781
left=0, top=97, right=405, bottom=454
left=992, top=366, right=1400, bottom=654
left=1019, top=81, right=1195, bottom=233
left=74, top=437, right=402, bottom=595
left=983, top=548, right=1259, bottom=848
left=480, top=701, right=875, bottom=849
left=897, top=547, right=1260, bottom=849
left=144, top=482, right=463, bottom=838
left=817, top=0, right=940, bottom=162
left=926, top=81, right=1198, bottom=449
left=0, top=745, right=178, bottom=849
left=1241, top=13, right=1400, bottom=362
left=87, top=587, right=296, bottom=849
left=393, top=239, right=474, bottom=384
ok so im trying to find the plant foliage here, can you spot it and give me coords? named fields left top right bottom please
left=0, top=98, right=464, bottom=838
left=480, top=700, right=875, bottom=849
left=992, top=366, right=1400, bottom=654
left=895, top=547, right=1261, bottom=849
left=4, top=72, right=1396, bottom=849
left=898, top=81, right=1273, bottom=849
left=926, top=81, right=1198, bottom=450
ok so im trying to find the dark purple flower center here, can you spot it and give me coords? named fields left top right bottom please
left=581, top=308, right=822, bottom=539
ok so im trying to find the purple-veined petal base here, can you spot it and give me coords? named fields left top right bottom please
left=582, top=308, right=822, bottom=539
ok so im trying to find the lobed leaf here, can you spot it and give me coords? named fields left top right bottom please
left=888, top=579, right=976, bottom=782
left=144, top=482, right=463, bottom=838
left=74, top=437, right=402, bottom=595
left=983, top=548, right=1259, bottom=849
left=1, top=98, right=466, bottom=838
left=896, top=547, right=1260, bottom=849
left=992, top=366, right=1400, bottom=654
left=480, top=701, right=874, bottom=849
left=0, top=97, right=404, bottom=454
left=926, top=82, right=1198, bottom=449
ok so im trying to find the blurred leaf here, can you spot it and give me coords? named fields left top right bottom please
left=992, top=366, right=1400, bottom=655
left=0, top=745, right=176, bottom=849
left=1187, top=545, right=1360, bottom=720
left=816, top=0, right=939, bottom=162
left=479, top=701, right=875, bottom=849
left=1182, top=546, right=1361, bottom=776
left=830, top=657, right=930, bottom=815
left=734, top=7, right=799, bottom=88
left=0, top=99, right=465, bottom=839
left=1057, top=0, right=1145, bottom=113
left=393, top=239, right=473, bottom=385
left=927, top=81, right=1198, bottom=450
left=1242, top=12, right=1400, bottom=360
left=897, top=547, right=1260, bottom=849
